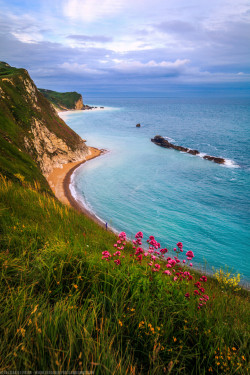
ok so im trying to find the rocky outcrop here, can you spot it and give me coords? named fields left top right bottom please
left=24, top=119, right=89, bottom=177
left=151, top=135, right=225, bottom=164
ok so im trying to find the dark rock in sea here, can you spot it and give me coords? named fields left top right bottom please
left=187, top=149, right=199, bottom=155
left=136, top=123, right=141, bottom=127
left=203, top=155, right=225, bottom=164
left=151, top=135, right=225, bottom=164
left=100, top=106, right=104, bottom=109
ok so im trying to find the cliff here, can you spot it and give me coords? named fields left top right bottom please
left=38, top=88, right=85, bottom=111
left=0, top=62, right=89, bottom=186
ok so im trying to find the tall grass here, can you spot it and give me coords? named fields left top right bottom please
left=0, top=175, right=249, bottom=374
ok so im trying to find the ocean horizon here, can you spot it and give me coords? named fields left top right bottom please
left=59, top=96, right=250, bottom=284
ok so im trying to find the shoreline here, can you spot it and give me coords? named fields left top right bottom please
left=47, top=146, right=111, bottom=230
left=47, top=152, right=250, bottom=288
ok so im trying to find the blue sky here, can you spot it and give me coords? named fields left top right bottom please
left=1, top=0, right=250, bottom=96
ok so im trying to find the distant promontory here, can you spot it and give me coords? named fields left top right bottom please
left=38, top=88, right=96, bottom=111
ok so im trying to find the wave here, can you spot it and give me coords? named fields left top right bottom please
left=223, top=159, right=240, bottom=169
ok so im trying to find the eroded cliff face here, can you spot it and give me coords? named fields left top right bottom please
left=0, top=62, right=89, bottom=179
left=75, top=97, right=84, bottom=110
left=24, top=119, right=90, bottom=177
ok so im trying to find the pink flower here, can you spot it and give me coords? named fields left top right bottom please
left=174, top=276, right=178, bottom=281
left=119, top=231, right=126, bottom=241
left=185, top=293, right=190, bottom=298
left=113, top=244, right=117, bottom=247
left=152, top=268, right=159, bottom=272
left=168, top=259, right=176, bottom=267
left=114, top=251, right=121, bottom=256
left=189, top=263, right=193, bottom=267
left=135, top=231, right=143, bottom=239
left=102, top=251, right=111, bottom=259
left=114, top=259, right=121, bottom=265
left=163, top=270, right=171, bottom=275
left=200, top=276, right=207, bottom=282
left=151, top=255, right=156, bottom=261
left=160, top=248, right=168, bottom=254
left=144, top=252, right=149, bottom=257
left=194, top=282, right=201, bottom=287
left=186, top=250, right=194, bottom=259
left=154, top=264, right=161, bottom=269
left=183, top=260, right=186, bottom=264
left=135, top=247, right=144, bottom=255
left=137, top=254, right=143, bottom=261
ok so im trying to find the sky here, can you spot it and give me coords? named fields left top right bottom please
left=1, top=0, right=250, bottom=96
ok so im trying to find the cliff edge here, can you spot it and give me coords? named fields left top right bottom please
left=38, top=88, right=86, bottom=111
left=0, top=62, right=89, bottom=183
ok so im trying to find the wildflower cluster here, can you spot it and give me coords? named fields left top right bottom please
left=193, top=276, right=209, bottom=309
left=214, top=269, right=241, bottom=291
left=102, top=231, right=127, bottom=266
left=209, top=346, right=247, bottom=373
left=102, top=231, right=210, bottom=310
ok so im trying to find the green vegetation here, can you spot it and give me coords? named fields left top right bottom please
left=0, top=175, right=249, bottom=374
left=39, top=88, right=83, bottom=110
left=0, top=62, right=85, bottom=190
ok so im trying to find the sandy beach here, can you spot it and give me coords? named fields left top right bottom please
left=47, top=146, right=109, bottom=229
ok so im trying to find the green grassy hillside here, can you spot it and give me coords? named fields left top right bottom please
left=39, top=88, right=83, bottom=110
left=0, top=175, right=249, bottom=374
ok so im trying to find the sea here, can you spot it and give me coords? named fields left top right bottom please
left=59, top=97, right=250, bottom=284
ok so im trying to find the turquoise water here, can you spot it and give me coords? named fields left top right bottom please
left=60, top=97, right=250, bottom=282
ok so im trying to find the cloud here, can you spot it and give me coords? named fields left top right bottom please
left=0, top=0, right=250, bottom=94
left=59, top=62, right=107, bottom=75
left=112, top=59, right=190, bottom=75
left=63, top=0, right=127, bottom=22
left=67, top=34, right=112, bottom=43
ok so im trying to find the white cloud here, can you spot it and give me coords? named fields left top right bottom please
left=63, top=0, right=127, bottom=22
left=112, top=59, right=190, bottom=72
left=59, top=62, right=106, bottom=75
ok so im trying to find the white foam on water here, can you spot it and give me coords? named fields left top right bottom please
left=197, top=152, right=206, bottom=158
left=223, top=159, right=240, bottom=169
left=163, top=136, right=176, bottom=143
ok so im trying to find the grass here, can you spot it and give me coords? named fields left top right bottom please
left=0, top=174, right=249, bottom=374
left=38, top=89, right=82, bottom=110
